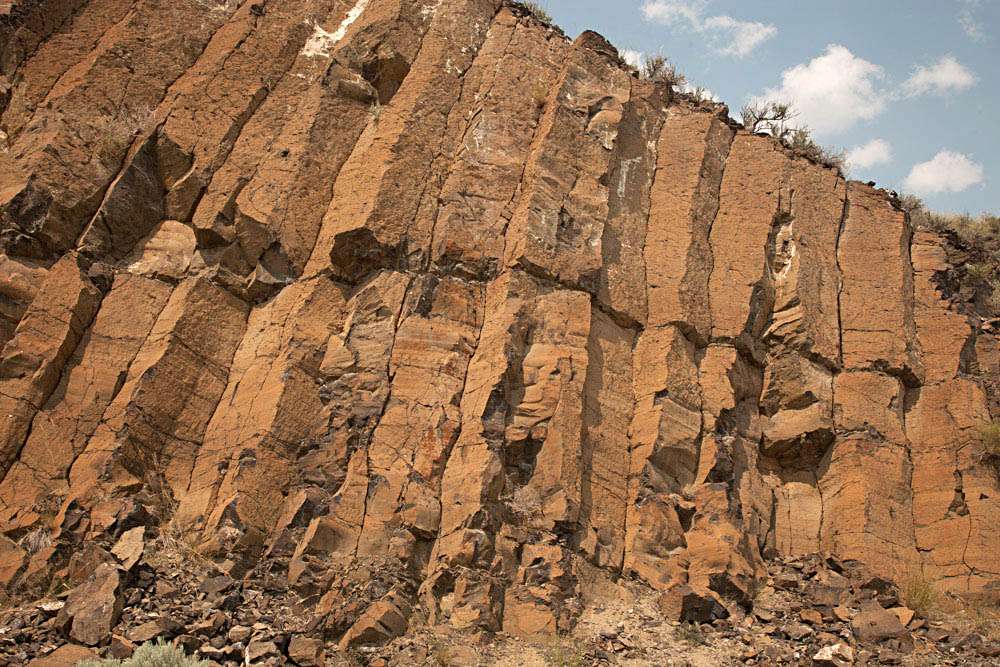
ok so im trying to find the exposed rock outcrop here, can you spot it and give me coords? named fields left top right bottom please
left=0, top=0, right=997, bottom=655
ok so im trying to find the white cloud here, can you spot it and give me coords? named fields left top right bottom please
left=901, top=56, right=978, bottom=96
left=847, top=139, right=893, bottom=170
left=641, top=0, right=777, bottom=57
left=620, top=49, right=643, bottom=69
left=701, top=16, right=778, bottom=57
left=676, top=81, right=719, bottom=102
left=641, top=0, right=707, bottom=24
left=752, top=45, right=886, bottom=136
left=903, top=150, right=984, bottom=194
left=958, top=0, right=986, bottom=40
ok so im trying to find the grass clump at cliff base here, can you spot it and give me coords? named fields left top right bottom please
left=544, top=634, right=585, bottom=667
left=77, top=639, right=208, bottom=666
left=674, top=623, right=708, bottom=646
left=903, top=571, right=940, bottom=618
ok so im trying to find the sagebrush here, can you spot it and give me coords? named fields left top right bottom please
left=741, top=101, right=845, bottom=174
left=522, top=2, right=551, bottom=23
left=674, top=623, right=707, bottom=646
left=741, top=100, right=795, bottom=137
left=639, top=54, right=686, bottom=88
left=77, top=639, right=208, bottom=666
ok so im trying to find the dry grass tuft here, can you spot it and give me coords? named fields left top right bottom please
left=905, top=197, right=1000, bottom=248
left=149, top=520, right=212, bottom=570
left=96, top=105, right=151, bottom=152
left=544, top=634, right=585, bottom=667
left=903, top=571, right=940, bottom=618
left=532, top=86, right=548, bottom=109
left=522, top=2, right=552, bottom=23
left=674, top=623, right=707, bottom=646
left=17, top=527, right=51, bottom=555
left=508, top=484, right=543, bottom=519
left=428, top=633, right=453, bottom=666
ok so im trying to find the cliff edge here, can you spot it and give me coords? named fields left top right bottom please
left=0, top=0, right=998, bottom=656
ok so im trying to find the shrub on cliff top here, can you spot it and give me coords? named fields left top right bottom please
left=77, top=639, right=208, bottom=666
left=787, top=127, right=847, bottom=175
left=903, top=196, right=1000, bottom=246
left=741, top=101, right=846, bottom=174
left=639, top=54, right=687, bottom=88
left=522, top=2, right=552, bottom=23
left=741, top=100, right=795, bottom=139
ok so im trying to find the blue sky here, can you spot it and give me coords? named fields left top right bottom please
left=539, top=0, right=998, bottom=214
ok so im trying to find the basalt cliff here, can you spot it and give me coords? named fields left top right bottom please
left=1, top=0, right=999, bottom=659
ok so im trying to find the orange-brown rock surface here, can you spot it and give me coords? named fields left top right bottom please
left=1, top=0, right=998, bottom=649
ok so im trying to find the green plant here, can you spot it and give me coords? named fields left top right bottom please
left=674, top=623, right=707, bottom=646
left=47, top=575, right=70, bottom=597
left=640, top=54, right=687, bottom=88
left=979, top=422, right=1000, bottom=456
left=740, top=102, right=845, bottom=174
left=544, top=634, right=584, bottom=667
left=989, top=280, right=1000, bottom=310
left=787, top=127, right=846, bottom=174
left=523, top=2, right=552, bottom=23
left=77, top=639, right=209, bottom=666
left=96, top=106, right=150, bottom=152
left=532, top=86, right=548, bottom=109
left=749, top=577, right=767, bottom=605
left=966, top=262, right=993, bottom=282
left=741, top=100, right=795, bottom=139
left=968, top=595, right=1000, bottom=641
left=903, top=571, right=940, bottom=618
left=428, top=633, right=453, bottom=666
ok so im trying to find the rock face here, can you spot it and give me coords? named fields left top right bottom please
left=0, top=0, right=998, bottom=646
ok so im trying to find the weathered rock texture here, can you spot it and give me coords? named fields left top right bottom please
left=1, top=0, right=998, bottom=644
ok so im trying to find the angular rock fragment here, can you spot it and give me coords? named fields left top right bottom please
left=54, top=562, right=123, bottom=646
left=851, top=599, right=912, bottom=648
left=110, top=526, right=144, bottom=571
left=812, top=642, right=854, bottom=667
left=657, top=584, right=729, bottom=624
